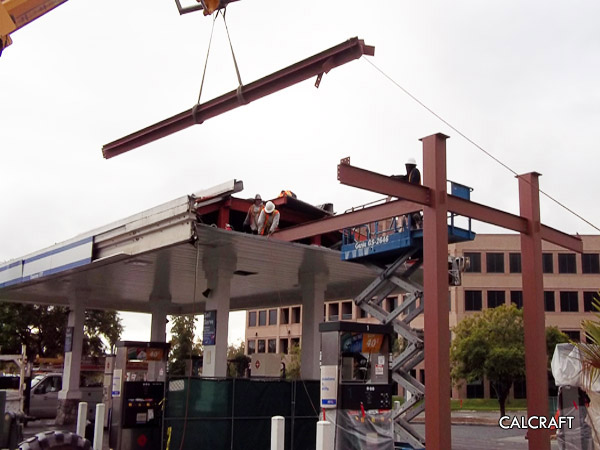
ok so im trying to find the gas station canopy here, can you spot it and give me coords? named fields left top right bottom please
left=0, top=180, right=378, bottom=315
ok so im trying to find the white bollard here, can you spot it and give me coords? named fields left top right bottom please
left=76, top=402, right=88, bottom=437
left=316, top=420, right=333, bottom=450
left=93, top=403, right=106, bottom=450
left=270, top=415, right=285, bottom=450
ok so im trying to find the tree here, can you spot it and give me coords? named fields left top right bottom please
left=0, top=303, right=122, bottom=359
left=450, top=304, right=525, bottom=416
left=227, top=341, right=250, bottom=378
left=285, top=343, right=301, bottom=380
left=577, top=292, right=600, bottom=388
left=168, top=315, right=203, bottom=375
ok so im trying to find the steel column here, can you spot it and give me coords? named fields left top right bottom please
left=519, top=172, right=551, bottom=450
left=422, top=133, right=451, bottom=449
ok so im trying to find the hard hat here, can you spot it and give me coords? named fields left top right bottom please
left=254, top=194, right=262, bottom=201
left=406, top=157, right=417, bottom=165
left=264, top=201, right=275, bottom=214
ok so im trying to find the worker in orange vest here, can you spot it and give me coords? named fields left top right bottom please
left=278, top=190, right=297, bottom=199
left=258, top=201, right=280, bottom=236
left=243, top=194, right=263, bottom=234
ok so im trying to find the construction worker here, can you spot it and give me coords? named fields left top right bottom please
left=243, top=194, right=263, bottom=234
left=278, top=190, right=297, bottom=199
left=392, top=158, right=422, bottom=229
left=257, top=201, right=280, bottom=236
left=391, top=157, right=421, bottom=184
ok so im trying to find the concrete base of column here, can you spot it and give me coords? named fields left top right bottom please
left=56, top=398, right=82, bottom=426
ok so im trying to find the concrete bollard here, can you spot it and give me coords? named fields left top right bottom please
left=316, top=420, right=333, bottom=450
left=93, top=403, right=106, bottom=450
left=76, top=402, right=88, bottom=437
left=271, top=415, right=285, bottom=450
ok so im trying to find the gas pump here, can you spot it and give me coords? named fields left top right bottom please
left=320, top=322, right=395, bottom=450
left=109, top=341, right=170, bottom=450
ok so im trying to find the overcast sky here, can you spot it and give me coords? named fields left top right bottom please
left=1, top=0, right=599, bottom=344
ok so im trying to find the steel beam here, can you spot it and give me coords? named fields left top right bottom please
left=330, top=163, right=581, bottom=252
left=519, top=173, right=551, bottom=450
left=272, top=199, right=420, bottom=242
left=422, top=133, right=451, bottom=449
left=102, top=37, right=375, bottom=158
left=337, top=162, right=431, bottom=205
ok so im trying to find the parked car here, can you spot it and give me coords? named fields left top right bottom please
left=29, top=373, right=102, bottom=419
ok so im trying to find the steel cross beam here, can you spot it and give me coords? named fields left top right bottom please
left=275, top=161, right=582, bottom=253
left=102, top=37, right=374, bottom=159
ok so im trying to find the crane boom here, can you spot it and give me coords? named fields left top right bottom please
left=0, top=0, right=68, bottom=53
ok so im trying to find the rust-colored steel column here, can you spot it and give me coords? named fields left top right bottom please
left=421, top=133, right=451, bottom=449
left=519, top=172, right=551, bottom=450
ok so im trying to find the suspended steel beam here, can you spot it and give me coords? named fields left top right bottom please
left=102, top=37, right=375, bottom=159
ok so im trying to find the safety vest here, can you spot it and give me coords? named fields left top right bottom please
left=407, top=168, right=421, bottom=185
left=260, top=210, right=279, bottom=235
left=278, top=190, right=297, bottom=199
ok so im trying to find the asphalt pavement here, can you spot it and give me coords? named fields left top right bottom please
left=19, top=411, right=558, bottom=450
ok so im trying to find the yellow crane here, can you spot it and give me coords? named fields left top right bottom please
left=0, top=0, right=237, bottom=56
left=0, top=0, right=68, bottom=54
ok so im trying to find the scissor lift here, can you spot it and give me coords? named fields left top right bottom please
left=340, top=182, right=475, bottom=448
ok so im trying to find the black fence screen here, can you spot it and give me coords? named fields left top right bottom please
left=164, top=378, right=320, bottom=450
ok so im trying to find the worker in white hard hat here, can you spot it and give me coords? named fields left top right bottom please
left=392, top=158, right=422, bottom=229
left=243, top=194, right=263, bottom=234
left=391, top=157, right=420, bottom=184
left=257, top=201, right=280, bottom=236
left=404, top=157, right=421, bottom=185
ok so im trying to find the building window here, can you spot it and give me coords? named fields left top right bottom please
left=509, top=253, right=522, bottom=273
left=291, top=307, right=301, bottom=324
left=247, top=340, right=255, bottom=355
left=542, top=253, right=553, bottom=274
left=582, top=254, right=600, bottom=274
left=466, top=379, right=484, bottom=399
left=268, top=339, right=277, bottom=353
left=487, top=290, right=505, bottom=309
left=560, top=291, right=579, bottom=312
left=464, top=252, right=481, bottom=273
left=558, top=254, right=577, bottom=274
left=280, top=308, right=290, bottom=325
left=464, top=290, right=482, bottom=311
left=544, top=291, right=555, bottom=312
left=268, top=309, right=277, bottom=326
left=386, top=297, right=399, bottom=313
left=584, top=291, right=599, bottom=312
left=341, top=301, right=353, bottom=320
left=513, top=379, right=527, bottom=399
left=290, top=337, right=300, bottom=349
left=329, top=303, right=339, bottom=321
left=563, top=330, right=581, bottom=342
left=257, top=339, right=266, bottom=353
left=359, top=308, right=367, bottom=318
left=510, top=291, right=523, bottom=309
left=258, top=310, right=267, bottom=326
left=486, top=253, right=504, bottom=273
left=248, top=311, right=257, bottom=327
left=280, top=339, right=289, bottom=354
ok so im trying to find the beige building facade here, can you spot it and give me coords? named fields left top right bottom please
left=245, top=234, right=600, bottom=398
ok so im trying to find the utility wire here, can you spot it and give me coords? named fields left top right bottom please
left=362, top=57, right=600, bottom=234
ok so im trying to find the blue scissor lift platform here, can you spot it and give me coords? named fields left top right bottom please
left=339, top=181, right=476, bottom=449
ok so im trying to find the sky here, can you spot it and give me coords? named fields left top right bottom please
left=1, top=0, right=599, bottom=344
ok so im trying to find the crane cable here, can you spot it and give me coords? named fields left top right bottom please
left=362, top=57, right=600, bottom=234
left=196, top=7, right=243, bottom=107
